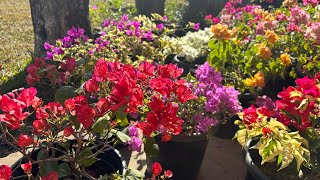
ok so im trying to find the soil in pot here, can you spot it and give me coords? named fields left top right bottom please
left=244, top=140, right=313, bottom=180
left=152, top=134, right=208, bottom=180
left=11, top=144, right=126, bottom=179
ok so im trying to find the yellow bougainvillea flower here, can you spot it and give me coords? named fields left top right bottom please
left=243, top=72, right=265, bottom=88
left=257, top=43, right=272, bottom=60
left=211, top=23, right=237, bottom=40
left=265, top=30, right=279, bottom=45
left=280, top=53, right=291, bottom=66
left=243, top=78, right=257, bottom=87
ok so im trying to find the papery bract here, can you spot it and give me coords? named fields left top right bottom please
left=17, top=134, right=34, bottom=147
left=0, top=165, right=12, bottom=180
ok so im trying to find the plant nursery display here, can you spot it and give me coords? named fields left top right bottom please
left=207, top=0, right=320, bottom=98
left=235, top=75, right=320, bottom=179
left=2, top=0, right=320, bottom=179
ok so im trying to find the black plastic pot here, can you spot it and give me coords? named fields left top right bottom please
left=11, top=146, right=126, bottom=179
left=135, top=0, right=165, bottom=17
left=242, top=139, right=270, bottom=180
left=154, top=133, right=208, bottom=180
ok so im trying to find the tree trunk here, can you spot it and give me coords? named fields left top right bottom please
left=29, top=0, right=91, bottom=57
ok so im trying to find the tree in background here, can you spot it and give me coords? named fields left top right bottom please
left=29, top=0, right=91, bottom=57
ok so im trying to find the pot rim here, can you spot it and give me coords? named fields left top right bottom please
left=168, top=132, right=208, bottom=142
left=242, top=139, right=270, bottom=180
left=10, top=146, right=127, bottom=179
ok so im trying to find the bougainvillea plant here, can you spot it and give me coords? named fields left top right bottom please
left=234, top=75, right=320, bottom=177
left=206, top=0, right=320, bottom=96
left=81, top=59, right=241, bottom=156
left=0, top=84, right=173, bottom=179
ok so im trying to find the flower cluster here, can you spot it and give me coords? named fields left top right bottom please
left=206, top=0, right=320, bottom=95
left=26, top=57, right=76, bottom=86
left=84, top=60, right=197, bottom=142
left=235, top=75, right=320, bottom=175
left=166, top=28, right=213, bottom=62
left=190, top=62, right=242, bottom=133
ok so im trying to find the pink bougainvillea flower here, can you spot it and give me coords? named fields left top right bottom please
left=21, top=161, right=32, bottom=175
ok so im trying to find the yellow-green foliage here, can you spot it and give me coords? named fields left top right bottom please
left=235, top=118, right=310, bottom=175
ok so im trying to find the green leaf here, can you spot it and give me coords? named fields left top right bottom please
left=78, top=148, right=96, bottom=167
left=54, top=86, right=77, bottom=104
left=70, top=116, right=81, bottom=130
left=39, top=161, right=58, bottom=177
left=58, top=163, right=71, bottom=178
left=111, top=129, right=131, bottom=143
left=144, top=137, right=159, bottom=158
left=116, top=112, right=129, bottom=127
left=235, top=129, right=249, bottom=147
left=260, top=139, right=284, bottom=165
left=92, top=113, right=110, bottom=134
left=279, top=151, right=294, bottom=171
left=37, top=149, right=46, bottom=161
left=124, top=169, right=144, bottom=180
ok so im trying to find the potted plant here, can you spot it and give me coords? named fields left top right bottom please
left=165, top=27, right=212, bottom=76
left=206, top=0, right=320, bottom=99
left=135, top=0, right=166, bottom=17
left=0, top=87, right=131, bottom=179
left=234, top=75, right=320, bottom=179
left=118, top=62, right=241, bottom=179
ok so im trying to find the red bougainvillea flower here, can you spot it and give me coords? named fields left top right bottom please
left=152, top=162, right=162, bottom=177
left=17, top=134, right=34, bottom=147
left=295, top=76, right=319, bottom=97
left=149, top=77, right=174, bottom=97
left=175, top=84, right=198, bottom=103
left=138, top=61, right=156, bottom=77
left=158, top=63, right=183, bottom=79
left=0, top=165, right=12, bottom=180
left=41, top=171, right=58, bottom=180
left=262, top=127, right=272, bottom=137
left=21, top=161, right=32, bottom=175
left=45, top=102, right=66, bottom=117
left=138, top=98, right=184, bottom=142
left=64, top=95, right=88, bottom=116
left=76, top=105, right=96, bottom=129
left=60, top=57, right=76, bottom=72
left=164, top=170, right=173, bottom=178
left=243, top=105, right=259, bottom=126
left=33, top=119, right=51, bottom=134
left=63, top=127, right=74, bottom=137
left=0, top=88, right=41, bottom=130
left=96, top=98, right=110, bottom=115
left=92, top=59, right=109, bottom=82
left=84, top=79, right=100, bottom=93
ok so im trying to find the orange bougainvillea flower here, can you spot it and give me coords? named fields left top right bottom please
left=254, top=71, right=265, bottom=88
left=265, top=30, right=279, bottom=44
left=257, top=43, right=272, bottom=60
left=211, top=23, right=237, bottom=40
left=280, top=53, right=292, bottom=66
left=283, top=0, right=298, bottom=7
